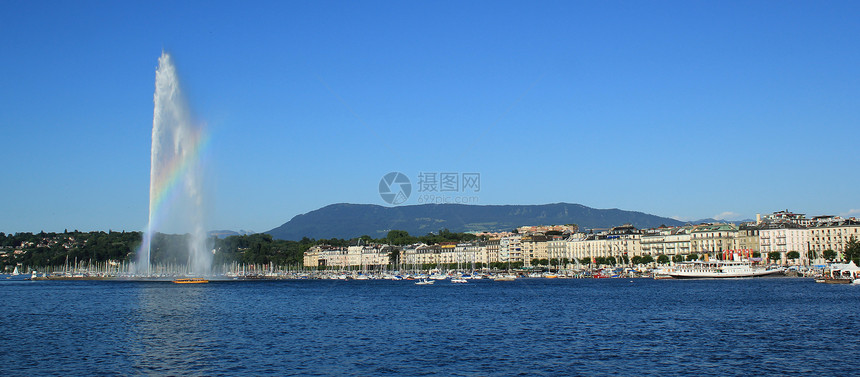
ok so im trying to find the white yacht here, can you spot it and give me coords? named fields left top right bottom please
left=668, top=260, right=782, bottom=279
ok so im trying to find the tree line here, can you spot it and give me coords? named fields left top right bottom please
left=0, top=228, right=481, bottom=271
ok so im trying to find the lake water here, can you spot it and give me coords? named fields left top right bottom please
left=1, top=278, right=858, bottom=376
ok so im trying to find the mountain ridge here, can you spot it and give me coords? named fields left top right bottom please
left=266, top=203, right=689, bottom=241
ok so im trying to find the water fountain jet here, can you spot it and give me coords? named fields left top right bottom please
left=136, top=52, right=211, bottom=277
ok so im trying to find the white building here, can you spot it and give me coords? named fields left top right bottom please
left=566, top=225, right=642, bottom=264
left=759, top=224, right=810, bottom=265
left=499, top=235, right=523, bottom=263
left=640, top=227, right=692, bottom=257
left=303, top=244, right=392, bottom=268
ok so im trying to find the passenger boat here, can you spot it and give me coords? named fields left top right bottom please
left=415, top=279, right=434, bottom=285
left=172, top=277, right=209, bottom=284
left=668, top=261, right=782, bottom=279
left=451, top=277, right=468, bottom=283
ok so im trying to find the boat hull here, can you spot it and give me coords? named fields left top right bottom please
left=669, top=269, right=782, bottom=279
left=817, top=278, right=852, bottom=284
left=173, top=278, right=209, bottom=284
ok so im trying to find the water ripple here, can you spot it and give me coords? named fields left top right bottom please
left=1, top=279, right=859, bottom=376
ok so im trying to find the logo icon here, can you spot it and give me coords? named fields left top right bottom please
left=379, top=172, right=411, bottom=205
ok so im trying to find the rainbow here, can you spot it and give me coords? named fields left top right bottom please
left=136, top=52, right=212, bottom=276
left=147, top=129, right=210, bottom=231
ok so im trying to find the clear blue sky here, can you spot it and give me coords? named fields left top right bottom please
left=1, top=0, right=858, bottom=233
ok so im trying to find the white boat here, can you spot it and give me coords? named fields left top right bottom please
left=415, top=279, right=435, bottom=285
left=451, top=277, right=468, bottom=283
left=668, top=260, right=782, bottom=279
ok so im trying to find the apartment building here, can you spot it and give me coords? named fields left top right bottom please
left=809, top=219, right=860, bottom=260
left=567, top=225, right=642, bottom=263
left=521, top=235, right=549, bottom=266
left=640, top=226, right=692, bottom=257
left=759, top=223, right=809, bottom=264
left=690, top=224, right=737, bottom=257
left=499, top=234, right=523, bottom=263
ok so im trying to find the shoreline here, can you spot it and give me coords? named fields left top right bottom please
left=17, top=274, right=809, bottom=282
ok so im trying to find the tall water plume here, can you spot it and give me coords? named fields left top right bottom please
left=136, top=52, right=211, bottom=276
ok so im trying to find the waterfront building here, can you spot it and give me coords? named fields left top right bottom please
left=690, top=224, right=738, bottom=258
left=346, top=245, right=363, bottom=267
left=474, top=242, right=490, bottom=266
left=640, top=226, right=692, bottom=258
left=732, top=224, right=761, bottom=259
left=546, top=236, right=568, bottom=264
left=304, top=245, right=320, bottom=267
left=454, top=242, right=482, bottom=268
left=566, top=225, right=642, bottom=264
left=438, top=242, right=458, bottom=264
left=303, top=244, right=392, bottom=269
left=759, top=223, right=810, bottom=265
left=809, top=219, right=860, bottom=261
left=399, top=242, right=488, bottom=269
left=355, top=244, right=393, bottom=269
left=521, top=235, right=548, bottom=267
left=304, top=245, right=348, bottom=268
left=499, top=235, right=523, bottom=263
left=403, top=244, right=441, bottom=267
left=485, top=238, right=500, bottom=264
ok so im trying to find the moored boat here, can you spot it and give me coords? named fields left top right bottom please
left=819, top=278, right=852, bottom=284
left=668, top=260, right=781, bottom=279
left=817, top=262, right=860, bottom=284
left=173, top=277, right=209, bottom=284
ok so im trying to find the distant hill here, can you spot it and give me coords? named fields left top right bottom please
left=266, top=203, right=685, bottom=241
left=208, top=229, right=255, bottom=239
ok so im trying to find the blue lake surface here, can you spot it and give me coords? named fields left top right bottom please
left=1, top=278, right=858, bottom=376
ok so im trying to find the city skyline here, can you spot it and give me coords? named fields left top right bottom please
left=2, top=1, right=859, bottom=233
